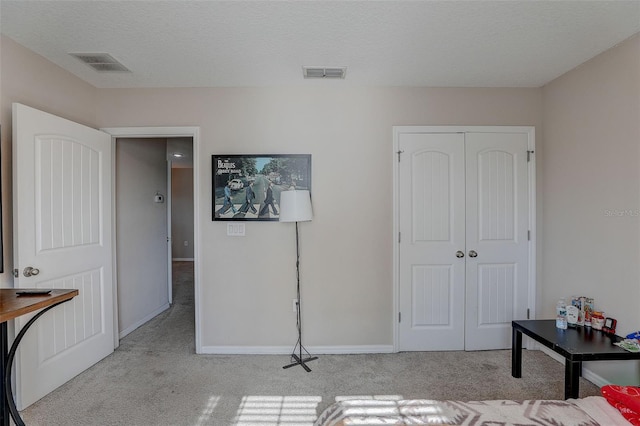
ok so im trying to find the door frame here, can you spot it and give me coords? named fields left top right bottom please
left=392, top=125, right=536, bottom=352
left=166, top=160, right=173, bottom=305
left=101, top=126, right=202, bottom=353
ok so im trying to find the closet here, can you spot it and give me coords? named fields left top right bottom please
left=394, top=127, right=535, bottom=351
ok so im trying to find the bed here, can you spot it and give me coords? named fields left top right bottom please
left=314, top=396, right=631, bottom=425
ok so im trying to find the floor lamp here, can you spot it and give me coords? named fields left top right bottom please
left=279, top=189, right=318, bottom=372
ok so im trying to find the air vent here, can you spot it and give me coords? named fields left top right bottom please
left=69, top=53, right=130, bottom=72
left=303, top=66, right=347, bottom=79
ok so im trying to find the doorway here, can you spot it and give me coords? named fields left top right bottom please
left=167, top=137, right=195, bottom=305
left=393, top=126, right=536, bottom=352
left=104, top=126, right=201, bottom=352
left=115, top=137, right=172, bottom=338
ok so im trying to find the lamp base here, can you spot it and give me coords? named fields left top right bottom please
left=282, top=340, right=318, bottom=372
left=283, top=351, right=318, bottom=372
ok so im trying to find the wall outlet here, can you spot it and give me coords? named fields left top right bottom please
left=292, top=299, right=299, bottom=313
left=226, top=223, right=246, bottom=237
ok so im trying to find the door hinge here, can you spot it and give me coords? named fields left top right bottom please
left=527, top=308, right=530, bottom=319
left=397, top=150, right=404, bottom=162
left=12, top=269, right=18, bottom=278
left=527, top=150, right=535, bottom=162
left=398, top=232, right=401, bottom=243
left=528, top=230, right=530, bottom=241
left=399, top=312, right=401, bottom=323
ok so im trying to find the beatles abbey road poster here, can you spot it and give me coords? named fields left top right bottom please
left=212, top=154, right=311, bottom=221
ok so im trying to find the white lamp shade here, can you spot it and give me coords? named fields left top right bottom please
left=279, top=190, right=313, bottom=222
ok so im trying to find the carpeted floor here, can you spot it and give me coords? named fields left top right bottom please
left=20, top=261, right=600, bottom=425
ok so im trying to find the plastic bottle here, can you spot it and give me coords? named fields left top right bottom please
left=556, top=299, right=568, bottom=329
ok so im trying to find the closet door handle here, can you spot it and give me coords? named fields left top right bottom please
left=455, top=251, right=465, bottom=258
left=468, top=250, right=478, bottom=258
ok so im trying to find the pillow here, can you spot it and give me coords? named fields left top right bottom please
left=602, top=385, right=640, bottom=426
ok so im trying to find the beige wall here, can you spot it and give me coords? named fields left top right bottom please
left=541, top=33, right=640, bottom=383
left=0, top=35, right=544, bottom=350
left=116, top=138, right=170, bottom=336
left=171, top=167, right=194, bottom=260
left=96, top=86, right=542, bottom=349
left=0, top=35, right=98, bottom=287
left=0, top=35, right=540, bottom=346
left=4, top=26, right=639, bottom=384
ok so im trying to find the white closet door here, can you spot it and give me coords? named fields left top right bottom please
left=464, top=132, right=529, bottom=350
left=398, top=133, right=466, bottom=351
left=397, top=129, right=531, bottom=351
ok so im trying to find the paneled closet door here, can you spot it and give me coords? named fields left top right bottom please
left=397, top=130, right=530, bottom=351
left=464, top=132, right=529, bottom=350
left=398, top=133, right=466, bottom=351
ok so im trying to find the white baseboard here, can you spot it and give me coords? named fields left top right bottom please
left=582, top=366, right=610, bottom=388
left=311, top=345, right=394, bottom=354
left=119, top=303, right=170, bottom=339
left=199, top=345, right=394, bottom=355
left=537, top=345, right=610, bottom=388
left=172, top=258, right=194, bottom=261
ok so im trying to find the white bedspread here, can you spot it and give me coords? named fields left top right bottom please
left=315, top=396, right=630, bottom=426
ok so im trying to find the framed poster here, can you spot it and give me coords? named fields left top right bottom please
left=212, top=154, right=311, bottom=221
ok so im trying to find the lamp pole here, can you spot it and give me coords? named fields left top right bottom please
left=283, top=221, right=318, bottom=371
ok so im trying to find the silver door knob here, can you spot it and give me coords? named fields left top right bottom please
left=455, top=251, right=465, bottom=258
left=23, top=267, right=40, bottom=277
left=468, top=250, right=478, bottom=258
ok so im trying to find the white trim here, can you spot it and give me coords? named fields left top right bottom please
left=392, top=126, right=537, bottom=352
left=200, top=345, right=395, bottom=355
left=172, top=258, right=195, bottom=262
left=101, top=126, right=202, bottom=353
left=537, top=346, right=610, bottom=388
left=310, top=345, right=394, bottom=354
left=167, top=160, right=173, bottom=305
left=527, top=128, right=537, bottom=321
left=110, top=136, right=120, bottom=349
left=391, top=125, right=536, bottom=134
left=582, top=366, right=611, bottom=388
left=392, top=129, right=400, bottom=352
left=118, top=303, right=170, bottom=339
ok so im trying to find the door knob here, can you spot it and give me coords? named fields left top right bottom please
left=455, top=251, right=465, bottom=258
left=468, top=250, right=478, bottom=258
left=23, top=267, right=40, bottom=277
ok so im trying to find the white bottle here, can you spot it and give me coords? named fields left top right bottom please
left=556, top=299, right=568, bottom=329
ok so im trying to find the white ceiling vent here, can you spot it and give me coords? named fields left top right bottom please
left=69, top=53, right=130, bottom=72
left=303, top=66, right=347, bottom=79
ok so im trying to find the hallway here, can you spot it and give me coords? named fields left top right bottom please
left=118, top=261, right=195, bottom=354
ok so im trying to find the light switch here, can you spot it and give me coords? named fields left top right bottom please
left=226, top=223, right=246, bottom=237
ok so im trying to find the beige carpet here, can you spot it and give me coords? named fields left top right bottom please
left=20, top=262, right=600, bottom=425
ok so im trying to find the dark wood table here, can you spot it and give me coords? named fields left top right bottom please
left=0, top=289, right=78, bottom=426
left=512, top=319, right=640, bottom=399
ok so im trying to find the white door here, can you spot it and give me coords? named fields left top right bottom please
left=397, top=129, right=530, bottom=351
left=12, top=103, right=115, bottom=409
left=398, top=133, right=466, bottom=350
left=464, top=132, right=529, bottom=350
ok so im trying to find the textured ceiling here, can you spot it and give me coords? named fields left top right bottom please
left=1, top=1, right=639, bottom=88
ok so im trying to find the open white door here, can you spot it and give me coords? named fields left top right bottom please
left=12, top=103, right=115, bottom=409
